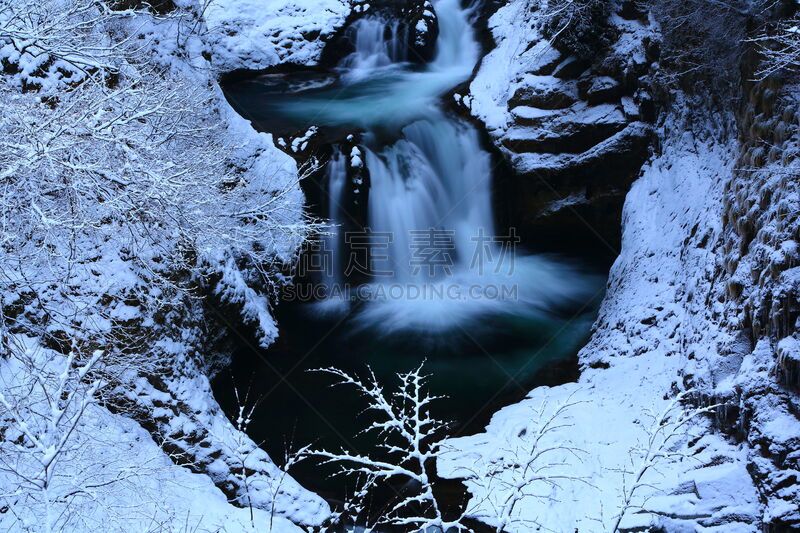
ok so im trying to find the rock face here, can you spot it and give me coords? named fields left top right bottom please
left=440, top=0, right=800, bottom=531
left=454, top=1, right=656, bottom=249
left=402, top=0, right=439, bottom=62
left=682, top=78, right=800, bottom=529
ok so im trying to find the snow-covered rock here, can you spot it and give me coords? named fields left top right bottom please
left=203, top=0, right=351, bottom=72
left=458, top=0, right=655, bottom=247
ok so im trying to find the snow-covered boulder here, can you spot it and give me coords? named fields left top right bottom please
left=203, top=0, right=351, bottom=72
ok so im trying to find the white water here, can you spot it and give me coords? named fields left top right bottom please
left=307, top=0, right=597, bottom=332
left=310, top=149, right=351, bottom=314
left=338, top=18, right=407, bottom=83
left=364, top=117, right=494, bottom=283
left=281, top=0, right=478, bottom=130
left=325, top=149, right=347, bottom=289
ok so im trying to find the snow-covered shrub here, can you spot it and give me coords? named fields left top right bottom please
left=303, top=364, right=458, bottom=531
left=0, top=0, right=313, bottom=356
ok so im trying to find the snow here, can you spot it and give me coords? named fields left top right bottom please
left=0, top=337, right=303, bottom=533
left=214, top=253, right=280, bottom=347
left=510, top=105, right=560, bottom=121
left=621, top=95, right=640, bottom=118
left=287, top=126, right=318, bottom=153
left=778, top=336, right=800, bottom=364
left=350, top=146, right=363, bottom=168
left=464, top=2, right=561, bottom=132
left=203, top=0, right=351, bottom=72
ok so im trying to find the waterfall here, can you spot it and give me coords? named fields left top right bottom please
left=275, top=0, right=478, bottom=130
left=304, top=0, right=597, bottom=331
left=309, top=148, right=351, bottom=314
left=325, top=148, right=347, bottom=289
left=364, top=116, right=494, bottom=284
left=338, top=18, right=407, bottom=83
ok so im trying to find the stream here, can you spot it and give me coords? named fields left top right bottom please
left=217, top=0, right=606, bottom=516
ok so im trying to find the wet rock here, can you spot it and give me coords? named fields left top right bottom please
left=342, top=135, right=370, bottom=226
left=777, top=336, right=800, bottom=390
left=402, top=0, right=439, bottom=63
left=552, top=55, right=590, bottom=79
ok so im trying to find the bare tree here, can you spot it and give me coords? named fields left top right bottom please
left=0, top=337, right=102, bottom=532
left=302, top=364, right=588, bottom=532
left=610, top=391, right=719, bottom=532
left=646, top=0, right=777, bottom=94
left=751, top=16, right=800, bottom=79
left=461, top=395, right=589, bottom=532
left=227, top=382, right=261, bottom=526
left=303, top=363, right=464, bottom=531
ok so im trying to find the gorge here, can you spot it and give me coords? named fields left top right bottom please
left=1, top=0, right=798, bottom=531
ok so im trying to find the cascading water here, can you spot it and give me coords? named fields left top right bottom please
left=364, top=116, right=495, bottom=284
left=251, top=0, right=482, bottom=131
left=323, top=148, right=347, bottom=292
left=338, top=18, right=407, bottom=83
left=299, top=0, right=597, bottom=332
